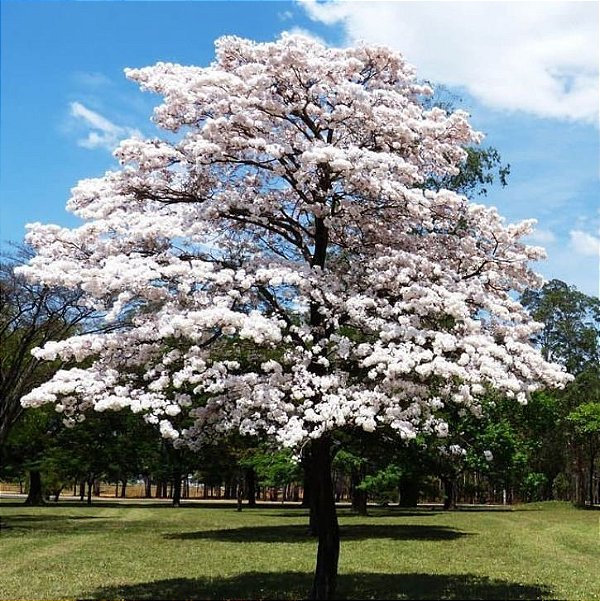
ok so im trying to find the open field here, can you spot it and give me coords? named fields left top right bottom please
left=0, top=500, right=598, bottom=600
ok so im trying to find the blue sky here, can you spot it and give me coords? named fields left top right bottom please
left=1, top=0, right=598, bottom=296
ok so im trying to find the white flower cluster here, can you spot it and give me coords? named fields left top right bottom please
left=19, top=34, right=570, bottom=452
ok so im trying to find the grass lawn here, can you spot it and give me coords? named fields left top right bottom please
left=0, top=499, right=598, bottom=600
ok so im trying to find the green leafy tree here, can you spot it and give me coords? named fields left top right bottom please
left=0, top=406, right=58, bottom=504
left=0, top=245, right=93, bottom=447
left=567, top=394, right=600, bottom=506
left=521, top=279, right=600, bottom=375
left=522, top=280, right=600, bottom=503
left=243, top=446, right=301, bottom=500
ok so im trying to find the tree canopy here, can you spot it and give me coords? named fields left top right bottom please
left=17, top=35, right=569, bottom=599
left=521, top=279, right=600, bottom=375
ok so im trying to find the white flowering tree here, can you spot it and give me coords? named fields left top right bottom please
left=20, top=35, right=568, bottom=599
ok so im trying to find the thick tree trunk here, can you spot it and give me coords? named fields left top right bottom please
left=245, top=467, right=257, bottom=507
left=120, top=479, right=127, bottom=498
left=308, top=436, right=340, bottom=600
left=398, top=475, right=420, bottom=507
left=443, top=477, right=457, bottom=510
left=24, top=470, right=45, bottom=506
left=172, top=468, right=182, bottom=507
left=302, top=451, right=319, bottom=535
left=86, top=479, right=93, bottom=506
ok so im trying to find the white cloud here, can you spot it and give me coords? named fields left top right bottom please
left=570, top=229, right=600, bottom=256
left=283, top=26, right=328, bottom=45
left=299, top=0, right=599, bottom=123
left=527, top=227, right=556, bottom=246
left=72, top=71, right=113, bottom=88
left=69, top=101, right=141, bottom=151
left=541, top=242, right=599, bottom=297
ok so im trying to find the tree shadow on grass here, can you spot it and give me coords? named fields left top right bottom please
left=0, top=513, right=113, bottom=534
left=90, top=571, right=553, bottom=600
left=165, top=523, right=470, bottom=543
left=1, top=514, right=104, bottom=522
left=274, top=510, right=444, bottom=519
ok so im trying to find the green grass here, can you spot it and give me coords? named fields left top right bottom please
left=0, top=500, right=598, bottom=600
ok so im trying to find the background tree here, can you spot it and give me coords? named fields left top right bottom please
left=18, top=35, right=568, bottom=599
left=0, top=406, right=57, bottom=505
left=567, top=399, right=600, bottom=506
left=333, top=447, right=369, bottom=514
left=521, top=279, right=599, bottom=374
left=521, top=279, right=600, bottom=505
left=0, top=245, right=93, bottom=447
left=242, top=446, right=302, bottom=502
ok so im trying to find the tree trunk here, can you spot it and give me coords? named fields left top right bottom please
left=245, top=467, right=257, bottom=507
left=575, top=450, right=586, bottom=506
left=86, top=479, right=93, bottom=506
left=302, top=450, right=319, bottom=534
left=172, top=468, right=182, bottom=507
left=350, top=464, right=368, bottom=515
left=588, top=443, right=596, bottom=508
left=24, top=470, right=44, bottom=506
left=120, top=479, right=127, bottom=498
left=398, top=475, right=420, bottom=507
left=236, top=476, right=244, bottom=512
left=308, top=436, right=340, bottom=600
left=443, top=477, right=457, bottom=510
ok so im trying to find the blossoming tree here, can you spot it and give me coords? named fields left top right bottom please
left=20, top=35, right=569, bottom=599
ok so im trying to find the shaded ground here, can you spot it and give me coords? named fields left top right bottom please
left=91, top=571, right=552, bottom=600
left=166, top=523, right=470, bottom=543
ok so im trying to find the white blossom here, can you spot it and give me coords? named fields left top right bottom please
left=19, top=34, right=569, bottom=451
